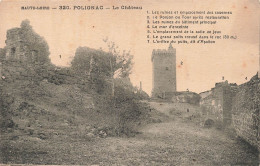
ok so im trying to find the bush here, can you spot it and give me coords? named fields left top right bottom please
left=93, top=78, right=149, bottom=136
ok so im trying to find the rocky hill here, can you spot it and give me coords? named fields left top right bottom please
left=0, top=20, right=150, bottom=164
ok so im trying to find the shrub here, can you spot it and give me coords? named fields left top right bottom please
left=93, top=78, right=149, bottom=136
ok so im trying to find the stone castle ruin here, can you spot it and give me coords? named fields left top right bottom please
left=151, top=44, right=176, bottom=98
left=5, top=28, right=31, bottom=61
left=0, top=20, right=52, bottom=84
left=200, top=81, right=238, bottom=127
left=200, top=75, right=260, bottom=151
left=3, top=20, right=50, bottom=64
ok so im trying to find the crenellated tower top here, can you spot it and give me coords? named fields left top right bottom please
left=152, top=43, right=176, bottom=61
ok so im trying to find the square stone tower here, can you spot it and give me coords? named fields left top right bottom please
left=151, top=44, right=176, bottom=98
left=5, top=28, right=31, bottom=61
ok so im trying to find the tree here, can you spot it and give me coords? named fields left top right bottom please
left=103, top=38, right=133, bottom=78
left=103, top=39, right=133, bottom=96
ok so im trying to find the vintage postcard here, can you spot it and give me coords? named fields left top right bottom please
left=0, top=0, right=259, bottom=165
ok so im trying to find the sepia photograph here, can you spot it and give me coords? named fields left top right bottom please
left=0, top=0, right=259, bottom=165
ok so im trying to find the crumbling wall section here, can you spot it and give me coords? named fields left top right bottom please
left=5, top=20, right=50, bottom=64
left=171, top=91, right=201, bottom=105
left=200, top=86, right=224, bottom=123
left=200, top=81, right=237, bottom=127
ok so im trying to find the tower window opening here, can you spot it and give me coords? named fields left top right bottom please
left=11, top=47, right=16, bottom=58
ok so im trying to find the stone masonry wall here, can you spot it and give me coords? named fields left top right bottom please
left=5, top=20, right=50, bottom=64
left=232, top=75, right=260, bottom=150
left=200, top=81, right=237, bottom=127
left=200, top=75, right=260, bottom=150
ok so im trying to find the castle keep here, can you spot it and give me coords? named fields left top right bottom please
left=151, top=44, right=176, bottom=98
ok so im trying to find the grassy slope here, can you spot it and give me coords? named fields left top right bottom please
left=0, top=77, right=154, bottom=164
left=0, top=80, right=116, bottom=163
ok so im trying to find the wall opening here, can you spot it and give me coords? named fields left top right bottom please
left=10, top=47, right=16, bottom=58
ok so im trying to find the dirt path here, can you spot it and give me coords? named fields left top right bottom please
left=83, top=102, right=258, bottom=165
left=50, top=101, right=257, bottom=165
left=1, top=101, right=258, bottom=165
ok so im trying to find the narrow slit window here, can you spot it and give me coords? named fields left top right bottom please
left=11, top=47, right=16, bottom=57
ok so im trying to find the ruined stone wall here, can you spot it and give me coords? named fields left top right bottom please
left=152, top=47, right=176, bottom=98
left=5, top=20, right=50, bottom=64
left=1, top=59, right=88, bottom=87
left=200, top=86, right=224, bottom=123
left=171, top=91, right=201, bottom=105
left=200, top=82, right=237, bottom=126
left=47, top=67, right=89, bottom=86
left=1, top=60, right=35, bottom=83
left=232, top=75, right=260, bottom=149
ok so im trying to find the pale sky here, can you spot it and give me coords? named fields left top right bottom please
left=0, top=0, right=259, bottom=95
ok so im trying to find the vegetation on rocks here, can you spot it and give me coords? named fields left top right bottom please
left=0, top=20, right=149, bottom=142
